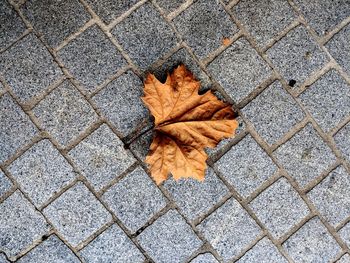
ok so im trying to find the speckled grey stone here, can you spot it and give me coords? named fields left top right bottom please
left=43, top=183, right=112, bottom=247
left=0, top=34, right=62, bottom=103
left=334, top=122, right=350, bottom=162
left=198, top=198, right=262, bottom=261
left=208, top=38, right=271, bottom=102
left=326, top=24, right=350, bottom=76
left=249, top=177, right=310, bottom=239
left=92, top=71, right=148, bottom=137
left=339, top=222, right=350, bottom=248
left=111, top=3, right=178, bottom=70
left=0, top=94, right=38, bottom=163
left=164, top=168, right=228, bottom=221
left=84, top=0, right=139, bottom=24
left=232, top=0, right=296, bottom=48
left=8, top=139, right=76, bottom=207
left=68, top=124, right=135, bottom=191
left=283, top=217, right=341, bottom=263
left=216, top=135, right=277, bottom=199
left=32, top=80, right=98, bottom=147
left=21, top=0, right=90, bottom=48
left=156, top=0, right=186, bottom=14
left=337, top=254, right=350, bottom=263
left=102, top=166, right=166, bottom=233
left=274, top=124, right=337, bottom=188
left=243, top=81, right=305, bottom=145
left=0, top=170, right=12, bottom=198
left=129, top=130, right=153, bottom=161
left=294, top=0, right=350, bottom=35
left=0, top=191, right=50, bottom=260
left=0, top=254, right=9, bottom=263
left=17, top=235, right=80, bottom=263
left=267, top=26, right=328, bottom=88
left=0, top=82, right=4, bottom=94
left=0, top=1, right=26, bottom=50
left=80, top=224, right=144, bottom=263
left=190, top=253, right=219, bottom=263
left=308, top=166, right=350, bottom=227
left=58, top=25, right=126, bottom=93
left=237, top=237, right=288, bottom=263
left=174, top=0, right=238, bottom=59
left=138, top=209, right=202, bottom=263
left=300, top=70, right=350, bottom=132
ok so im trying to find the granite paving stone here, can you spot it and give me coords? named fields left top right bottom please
left=32, top=80, right=98, bottom=147
left=198, top=197, right=262, bottom=261
left=0, top=82, right=4, bottom=94
left=243, top=81, right=305, bottom=145
left=232, top=0, right=296, bottom=48
left=8, top=139, right=76, bottom=207
left=68, top=124, right=136, bottom=191
left=249, top=177, right=310, bottom=239
left=164, top=167, right=229, bottom=221
left=111, top=2, right=178, bottom=70
left=174, top=0, right=238, bottom=59
left=339, top=222, right=350, bottom=248
left=215, top=135, right=277, bottom=199
left=0, top=34, right=62, bottom=104
left=267, top=26, right=328, bottom=88
left=300, top=69, right=350, bottom=133
left=236, top=237, right=288, bottom=263
left=274, top=124, right=337, bottom=188
left=0, top=254, right=9, bottom=263
left=129, top=129, right=153, bottom=161
left=334, top=122, right=350, bottom=162
left=0, top=94, right=38, bottom=163
left=92, top=71, right=148, bottom=137
left=0, top=191, right=50, bottom=260
left=208, top=37, right=271, bottom=102
left=326, top=24, right=350, bottom=76
left=79, top=224, right=145, bottom=263
left=283, top=217, right=341, bottom=263
left=294, top=0, right=350, bottom=35
left=137, top=209, right=202, bottom=263
left=0, top=1, right=26, bottom=50
left=21, top=0, right=90, bottom=48
left=190, top=253, right=219, bottom=263
left=0, top=170, right=12, bottom=198
left=308, top=166, right=350, bottom=227
left=337, top=254, right=350, bottom=263
left=17, top=235, right=80, bottom=263
left=156, top=0, right=186, bottom=14
left=43, top=182, right=112, bottom=247
left=102, top=166, right=167, bottom=233
left=58, top=25, right=126, bottom=94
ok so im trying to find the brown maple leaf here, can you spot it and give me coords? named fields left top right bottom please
left=142, top=65, right=238, bottom=184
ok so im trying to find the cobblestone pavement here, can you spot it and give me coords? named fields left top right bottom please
left=1, top=0, right=350, bottom=262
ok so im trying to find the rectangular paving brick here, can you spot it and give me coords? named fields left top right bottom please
left=43, top=182, right=112, bottom=247
left=164, top=167, right=229, bottom=221
left=8, top=139, right=76, bottom=207
left=0, top=254, right=9, bottom=263
left=283, top=217, right=341, bottom=263
left=0, top=170, right=12, bottom=198
left=156, top=0, right=186, bottom=14
left=68, top=124, right=136, bottom=191
left=190, top=253, right=219, bottom=263
left=249, top=177, right=310, bottom=239
left=58, top=25, right=127, bottom=94
left=215, top=135, right=277, bottom=199
left=102, top=166, right=167, bottom=233
left=334, top=122, right=350, bottom=163
left=0, top=191, right=50, bottom=260
left=174, top=0, right=238, bottom=59
left=111, top=3, right=178, bottom=70
left=307, top=166, right=350, bottom=227
left=243, top=81, right=305, bottom=145
left=0, top=94, right=38, bottom=163
left=79, top=224, right=145, bottom=263
left=32, top=80, right=98, bottom=147
left=339, top=222, right=350, bottom=248
left=267, top=26, right=328, bottom=88
left=0, top=34, right=62, bottom=104
left=17, top=235, right=80, bottom=263
left=137, top=209, right=202, bottom=263
left=232, top=0, right=296, bottom=48
left=208, top=38, right=271, bottom=102
left=92, top=71, right=148, bottom=137
left=198, top=197, right=262, bottom=261
left=129, top=129, right=153, bottom=161
left=300, top=69, right=350, bottom=133
left=274, top=124, right=337, bottom=188
left=337, top=254, right=350, bottom=263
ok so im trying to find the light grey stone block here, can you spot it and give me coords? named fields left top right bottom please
left=337, top=254, right=350, bottom=263
left=334, top=122, right=350, bottom=162
left=190, top=253, right=219, bottom=263
left=0, top=170, right=12, bottom=198
left=339, top=222, right=350, bottom=248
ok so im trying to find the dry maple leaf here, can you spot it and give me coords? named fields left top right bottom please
left=142, top=65, right=238, bottom=184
